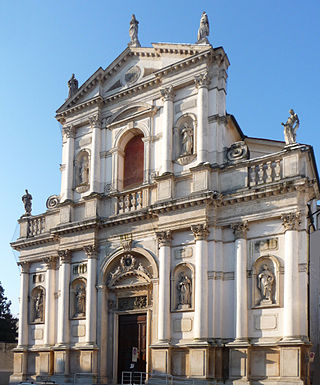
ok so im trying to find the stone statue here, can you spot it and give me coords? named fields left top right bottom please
left=197, top=11, right=210, bottom=44
left=34, top=291, right=44, bottom=321
left=75, top=285, right=86, bottom=316
left=78, top=154, right=89, bottom=185
left=22, top=189, right=32, bottom=216
left=128, top=14, right=141, bottom=48
left=281, top=109, right=299, bottom=145
left=177, top=274, right=192, bottom=308
left=68, top=73, right=79, bottom=98
left=180, top=123, right=193, bottom=156
left=258, top=264, right=274, bottom=304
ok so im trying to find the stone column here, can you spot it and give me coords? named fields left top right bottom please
left=89, top=114, right=102, bottom=194
left=84, top=245, right=98, bottom=345
left=281, top=212, right=300, bottom=340
left=191, top=224, right=209, bottom=341
left=97, top=284, right=108, bottom=380
left=17, top=262, right=29, bottom=348
left=62, top=125, right=75, bottom=201
left=156, top=230, right=172, bottom=343
left=57, top=250, right=71, bottom=346
left=194, top=72, right=211, bottom=165
left=43, top=256, right=57, bottom=346
left=160, top=86, right=175, bottom=175
left=231, top=221, right=249, bottom=342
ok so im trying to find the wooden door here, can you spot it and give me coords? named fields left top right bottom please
left=118, top=313, right=147, bottom=383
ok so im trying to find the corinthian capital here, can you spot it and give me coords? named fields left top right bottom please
left=84, top=245, right=98, bottom=259
left=194, top=72, right=211, bottom=89
left=88, top=114, right=102, bottom=129
left=156, top=230, right=172, bottom=247
left=63, top=124, right=75, bottom=139
left=231, top=221, right=248, bottom=240
left=281, top=212, right=301, bottom=231
left=160, top=85, right=175, bottom=102
left=58, top=249, right=72, bottom=264
left=18, top=261, right=30, bottom=273
left=43, top=256, right=58, bottom=270
left=191, top=224, right=209, bottom=240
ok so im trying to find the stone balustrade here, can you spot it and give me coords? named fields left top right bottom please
left=248, top=158, right=281, bottom=187
left=116, top=187, right=148, bottom=214
left=27, top=216, right=45, bottom=237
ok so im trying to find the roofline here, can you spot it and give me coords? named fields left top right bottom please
left=227, top=114, right=246, bottom=140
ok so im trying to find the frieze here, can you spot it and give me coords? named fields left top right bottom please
left=254, top=238, right=278, bottom=253
left=118, top=295, right=147, bottom=311
left=174, top=247, right=193, bottom=259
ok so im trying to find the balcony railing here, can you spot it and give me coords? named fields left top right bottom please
left=27, top=216, right=45, bottom=237
left=115, top=186, right=150, bottom=215
left=248, top=158, right=281, bottom=187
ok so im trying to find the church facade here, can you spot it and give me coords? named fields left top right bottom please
left=11, top=14, right=320, bottom=385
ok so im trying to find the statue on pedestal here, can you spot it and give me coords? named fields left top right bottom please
left=128, top=14, right=141, bottom=48
left=180, top=123, right=194, bottom=156
left=258, top=264, right=274, bottom=304
left=177, top=274, right=192, bottom=309
left=22, top=189, right=32, bottom=216
left=281, top=109, right=299, bottom=145
left=75, top=285, right=86, bottom=317
left=197, top=11, right=210, bottom=44
left=68, top=73, right=79, bottom=98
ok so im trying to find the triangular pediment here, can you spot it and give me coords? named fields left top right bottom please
left=56, top=43, right=219, bottom=115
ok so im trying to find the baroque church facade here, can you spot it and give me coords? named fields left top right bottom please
left=11, top=13, right=320, bottom=385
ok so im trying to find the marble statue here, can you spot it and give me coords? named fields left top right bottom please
left=180, top=123, right=194, bottom=156
left=128, top=14, right=141, bottom=48
left=68, top=73, right=79, bottom=98
left=79, top=154, right=89, bottom=185
left=75, top=285, right=86, bottom=316
left=258, top=264, right=274, bottom=303
left=197, top=11, right=209, bottom=44
left=281, top=109, right=299, bottom=145
left=22, top=189, right=32, bottom=216
left=177, top=274, right=192, bottom=308
left=34, top=291, right=44, bottom=321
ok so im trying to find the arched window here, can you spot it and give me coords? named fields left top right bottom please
left=123, top=134, right=144, bottom=189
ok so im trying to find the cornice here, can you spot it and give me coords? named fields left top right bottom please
left=51, top=218, right=100, bottom=236
left=56, top=96, right=104, bottom=122
left=11, top=234, right=58, bottom=251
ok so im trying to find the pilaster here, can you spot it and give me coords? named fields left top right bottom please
left=43, top=256, right=57, bottom=346
left=62, top=124, right=75, bottom=202
left=57, top=250, right=71, bottom=346
left=17, top=261, right=29, bottom=348
left=160, top=86, right=175, bottom=175
left=89, top=114, right=102, bottom=194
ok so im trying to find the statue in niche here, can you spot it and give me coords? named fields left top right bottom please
left=74, top=284, right=86, bottom=317
left=177, top=273, right=192, bottom=309
left=128, top=14, right=141, bottom=48
left=34, top=291, right=44, bottom=321
left=68, top=73, right=78, bottom=98
left=78, top=154, right=89, bottom=185
left=281, top=109, right=299, bottom=145
left=258, top=264, right=274, bottom=304
left=22, top=189, right=32, bottom=216
left=180, top=123, right=194, bottom=156
left=197, top=11, right=209, bottom=44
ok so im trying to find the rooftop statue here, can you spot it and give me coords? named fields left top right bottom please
left=281, top=109, right=299, bottom=145
left=197, top=11, right=210, bottom=44
left=128, top=14, right=141, bottom=48
left=22, top=189, right=32, bottom=216
left=68, top=73, right=79, bottom=99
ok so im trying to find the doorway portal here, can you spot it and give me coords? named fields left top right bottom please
left=117, top=313, right=147, bottom=383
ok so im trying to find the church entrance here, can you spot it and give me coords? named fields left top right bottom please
left=117, top=313, right=147, bottom=383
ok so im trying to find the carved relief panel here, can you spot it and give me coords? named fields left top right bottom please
left=171, top=263, right=194, bottom=312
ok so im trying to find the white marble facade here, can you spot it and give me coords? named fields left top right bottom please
left=11, top=27, right=320, bottom=385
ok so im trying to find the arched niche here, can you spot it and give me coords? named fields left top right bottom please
left=30, top=286, right=45, bottom=324
left=171, top=263, right=194, bottom=312
left=101, top=247, right=158, bottom=312
left=74, top=149, right=90, bottom=193
left=252, top=255, right=280, bottom=308
left=174, top=113, right=197, bottom=165
left=70, top=277, right=87, bottom=319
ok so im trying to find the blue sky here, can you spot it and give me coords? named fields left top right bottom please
left=1, top=1, right=320, bottom=316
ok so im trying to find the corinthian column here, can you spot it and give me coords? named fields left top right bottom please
left=89, top=114, right=102, bottom=194
left=191, top=224, right=209, bottom=341
left=231, top=221, right=249, bottom=343
left=160, top=86, right=175, bottom=175
left=156, top=230, right=172, bottom=343
left=84, top=245, right=98, bottom=345
left=43, top=256, right=57, bottom=346
left=17, top=262, right=29, bottom=348
left=57, top=250, right=71, bottom=346
left=281, top=212, right=301, bottom=340
left=194, top=72, right=211, bottom=165
left=62, top=125, right=75, bottom=202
